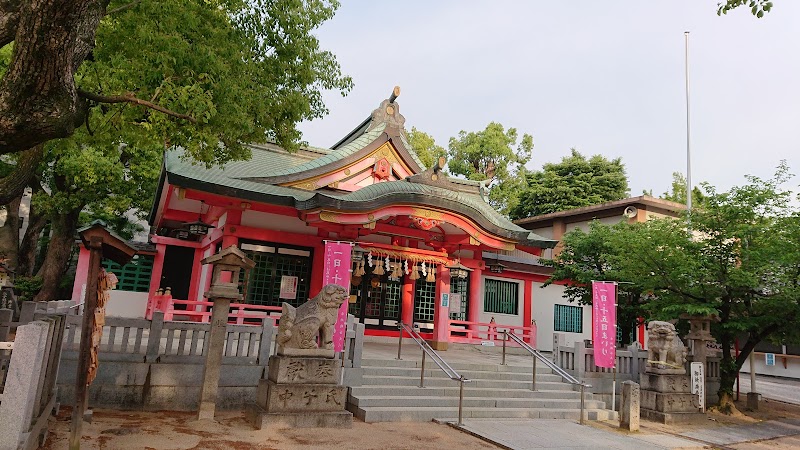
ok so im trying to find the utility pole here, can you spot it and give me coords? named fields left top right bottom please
left=684, top=31, right=692, bottom=219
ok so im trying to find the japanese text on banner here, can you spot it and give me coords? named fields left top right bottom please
left=592, top=281, right=617, bottom=368
left=324, top=242, right=352, bottom=353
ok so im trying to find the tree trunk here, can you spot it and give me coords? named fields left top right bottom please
left=0, top=0, right=108, bottom=154
left=32, top=209, right=80, bottom=301
left=0, top=194, right=21, bottom=264
left=17, top=201, right=47, bottom=277
left=0, top=144, right=43, bottom=204
left=716, top=331, right=742, bottom=414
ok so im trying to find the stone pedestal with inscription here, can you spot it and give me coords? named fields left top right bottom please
left=246, top=356, right=353, bottom=428
left=640, top=373, right=704, bottom=424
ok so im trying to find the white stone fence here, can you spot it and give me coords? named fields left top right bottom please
left=553, top=334, right=721, bottom=407
left=0, top=314, right=66, bottom=450
left=0, top=302, right=365, bottom=411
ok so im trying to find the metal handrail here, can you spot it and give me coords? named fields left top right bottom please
left=503, top=330, right=592, bottom=424
left=397, top=323, right=471, bottom=425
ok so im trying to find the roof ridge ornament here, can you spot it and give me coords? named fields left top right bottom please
left=366, top=86, right=406, bottom=134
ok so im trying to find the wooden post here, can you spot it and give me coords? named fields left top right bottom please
left=69, top=236, right=102, bottom=450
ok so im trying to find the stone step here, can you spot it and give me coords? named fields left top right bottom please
left=349, top=385, right=586, bottom=400
left=362, top=366, right=560, bottom=381
left=359, top=375, right=576, bottom=390
left=349, top=405, right=616, bottom=422
left=361, top=358, right=543, bottom=373
left=348, top=395, right=606, bottom=410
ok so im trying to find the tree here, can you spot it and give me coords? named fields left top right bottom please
left=407, top=127, right=446, bottom=169
left=718, top=0, right=774, bottom=17
left=541, top=221, right=646, bottom=346
left=0, top=0, right=352, bottom=203
left=546, top=164, right=799, bottom=412
left=509, top=149, right=629, bottom=220
left=660, top=172, right=707, bottom=207
left=0, top=0, right=352, bottom=300
left=447, top=122, right=533, bottom=214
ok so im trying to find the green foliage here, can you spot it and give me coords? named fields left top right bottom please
left=447, top=122, right=533, bottom=214
left=407, top=127, right=446, bottom=169
left=717, top=0, right=774, bottom=17
left=660, top=172, right=707, bottom=207
left=509, top=149, right=629, bottom=220
left=7, top=0, right=352, bottom=300
left=546, top=163, right=799, bottom=404
left=14, top=276, right=43, bottom=302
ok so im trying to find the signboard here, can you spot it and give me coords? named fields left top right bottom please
left=690, top=361, right=705, bottom=411
left=324, top=242, right=353, bottom=353
left=278, top=276, right=298, bottom=300
left=441, top=293, right=449, bottom=307
left=592, top=281, right=617, bottom=368
left=766, top=353, right=776, bottom=366
left=449, top=293, right=462, bottom=315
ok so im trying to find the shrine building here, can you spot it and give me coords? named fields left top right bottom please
left=73, top=89, right=578, bottom=350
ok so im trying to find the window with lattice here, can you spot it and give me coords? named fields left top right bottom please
left=554, top=304, right=583, bottom=333
left=102, top=255, right=153, bottom=292
left=449, top=274, right=470, bottom=320
left=483, top=278, right=518, bottom=315
left=239, top=241, right=313, bottom=308
left=414, top=280, right=436, bottom=322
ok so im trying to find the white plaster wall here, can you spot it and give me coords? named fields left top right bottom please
left=741, top=353, right=800, bottom=380
left=531, top=227, right=554, bottom=239
left=106, top=291, right=148, bottom=318
left=531, top=281, right=592, bottom=352
left=478, top=275, right=523, bottom=328
left=241, top=210, right=317, bottom=235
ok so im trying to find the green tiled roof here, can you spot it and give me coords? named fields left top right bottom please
left=164, top=150, right=315, bottom=202
left=236, top=123, right=388, bottom=179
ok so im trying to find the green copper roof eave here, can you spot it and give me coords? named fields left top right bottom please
left=296, top=182, right=557, bottom=249
left=235, top=123, right=389, bottom=181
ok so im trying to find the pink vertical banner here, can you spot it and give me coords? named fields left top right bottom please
left=324, top=241, right=352, bottom=353
left=592, top=281, right=617, bottom=368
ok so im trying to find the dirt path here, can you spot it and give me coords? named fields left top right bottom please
left=42, top=408, right=498, bottom=450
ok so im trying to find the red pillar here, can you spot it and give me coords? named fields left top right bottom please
left=431, top=264, right=451, bottom=350
left=523, top=281, right=533, bottom=343
left=468, top=267, right=482, bottom=325
left=401, top=274, right=414, bottom=326
left=148, top=243, right=167, bottom=303
left=310, top=242, right=325, bottom=297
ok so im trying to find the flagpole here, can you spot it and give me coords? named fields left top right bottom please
left=685, top=31, right=692, bottom=220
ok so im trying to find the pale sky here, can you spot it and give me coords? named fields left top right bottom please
left=297, top=1, right=800, bottom=199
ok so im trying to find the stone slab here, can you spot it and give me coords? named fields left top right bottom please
left=641, top=390, right=701, bottom=413
left=246, top=403, right=352, bottom=429
left=268, top=356, right=341, bottom=384
left=261, top=380, right=346, bottom=413
left=641, top=408, right=705, bottom=424
left=278, top=348, right=335, bottom=358
left=640, top=373, right=692, bottom=393
left=620, top=380, right=640, bottom=432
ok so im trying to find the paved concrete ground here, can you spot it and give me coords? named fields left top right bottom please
left=736, top=374, right=800, bottom=405
left=451, top=419, right=703, bottom=450
left=680, top=418, right=800, bottom=446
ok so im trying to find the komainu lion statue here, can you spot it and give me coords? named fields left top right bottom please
left=277, top=284, right=348, bottom=355
left=646, top=321, right=688, bottom=373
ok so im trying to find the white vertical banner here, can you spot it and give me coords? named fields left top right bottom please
left=690, top=361, right=705, bottom=412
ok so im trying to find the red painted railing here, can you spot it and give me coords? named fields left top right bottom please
left=449, top=320, right=537, bottom=348
left=147, top=294, right=281, bottom=324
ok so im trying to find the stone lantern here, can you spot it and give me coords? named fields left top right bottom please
left=201, top=246, right=255, bottom=300
left=197, top=245, right=254, bottom=421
